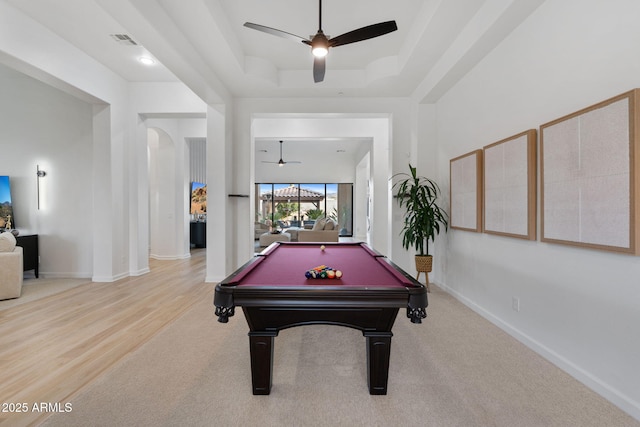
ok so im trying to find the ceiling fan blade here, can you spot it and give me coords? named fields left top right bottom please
left=261, top=160, right=301, bottom=165
left=244, top=22, right=310, bottom=45
left=262, top=140, right=303, bottom=165
left=328, top=21, right=397, bottom=48
left=313, top=56, right=326, bottom=83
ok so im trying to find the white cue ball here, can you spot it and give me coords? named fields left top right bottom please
left=320, top=245, right=325, bottom=251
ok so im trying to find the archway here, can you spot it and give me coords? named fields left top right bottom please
left=147, top=127, right=181, bottom=259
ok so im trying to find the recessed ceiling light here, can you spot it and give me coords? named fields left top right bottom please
left=138, top=56, right=156, bottom=66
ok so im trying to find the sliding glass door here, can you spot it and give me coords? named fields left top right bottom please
left=254, top=183, right=353, bottom=240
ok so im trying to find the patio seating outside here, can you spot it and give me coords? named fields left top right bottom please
left=254, top=183, right=353, bottom=251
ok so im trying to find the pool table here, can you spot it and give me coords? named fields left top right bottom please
left=213, top=241, right=427, bottom=395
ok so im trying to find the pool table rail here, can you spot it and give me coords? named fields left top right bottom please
left=215, top=285, right=426, bottom=324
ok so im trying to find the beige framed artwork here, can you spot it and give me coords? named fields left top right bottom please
left=540, top=89, right=640, bottom=254
left=483, top=130, right=537, bottom=240
left=450, top=150, right=483, bottom=232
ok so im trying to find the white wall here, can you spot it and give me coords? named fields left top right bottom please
left=0, top=1, right=133, bottom=282
left=0, top=2, right=211, bottom=280
left=0, top=66, right=94, bottom=278
left=434, top=0, right=640, bottom=419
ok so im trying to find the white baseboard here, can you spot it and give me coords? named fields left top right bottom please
left=205, top=275, right=224, bottom=283
left=91, top=272, right=128, bottom=283
left=435, top=279, right=640, bottom=422
left=35, top=272, right=92, bottom=280
left=149, top=252, right=191, bottom=261
left=130, top=267, right=151, bottom=276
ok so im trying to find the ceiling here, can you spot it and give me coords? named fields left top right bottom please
left=255, top=138, right=369, bottom=165
left=5, top=0, right=545, bottom=103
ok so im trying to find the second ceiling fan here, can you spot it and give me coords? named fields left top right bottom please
left=262, top=140, right=302, bottom=167
left=244, top=0, right=398, bottom=83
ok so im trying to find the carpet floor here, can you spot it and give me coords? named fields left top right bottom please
left=38, top=284, right=638, bottom=427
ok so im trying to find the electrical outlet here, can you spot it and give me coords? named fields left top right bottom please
left=512, top=297, right=520, bottom=312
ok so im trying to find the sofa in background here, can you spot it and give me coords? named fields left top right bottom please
left=297, top=218, right=339, bottom=242
left=0, top=231, right=23, bottom=300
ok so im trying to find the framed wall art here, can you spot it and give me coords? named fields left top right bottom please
left=450, top=150, right=483, bottom=232
left=483, top=130, right=537, bottom=240
left=540, top=89, right=640, bottom=254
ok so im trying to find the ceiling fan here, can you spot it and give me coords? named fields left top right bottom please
left=244, top=0, right=398, bottom=83
left=262, top=140, right=302, bottom=167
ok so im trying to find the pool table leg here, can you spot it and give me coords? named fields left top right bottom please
left=364, top=332, right=393, bottom=395
left=248, top=331, right=278, bottom=395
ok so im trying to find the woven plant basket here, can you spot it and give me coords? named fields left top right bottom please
left=415, top=255, right=433, bottom=273
left=415, top=255, right=433, bottom=292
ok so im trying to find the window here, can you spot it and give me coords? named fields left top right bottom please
left=255, top=183, right=353, bottom=236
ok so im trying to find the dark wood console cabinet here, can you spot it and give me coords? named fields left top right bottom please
left=16, top=234, right=39, bottom=278
left=190, top=222, right=206, bottom=248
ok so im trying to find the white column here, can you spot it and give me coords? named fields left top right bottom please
left=129, top=114, right=150, bottom=275
left=91, top=104, right=121, bottom=281
left=206, top=105, right=228, bottom=282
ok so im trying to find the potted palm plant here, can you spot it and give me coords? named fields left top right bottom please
left=392, top=164, right=448, bottom=290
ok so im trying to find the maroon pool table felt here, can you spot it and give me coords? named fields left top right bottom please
left=228, top=242, right=414, bottom=288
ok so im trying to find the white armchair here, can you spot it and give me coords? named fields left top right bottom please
left=0, top=232, right=23, bottom=300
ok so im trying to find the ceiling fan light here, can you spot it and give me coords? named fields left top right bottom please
left=312, top=45, right=328, bottom=57
left=311, top=31, right=329, bottom=58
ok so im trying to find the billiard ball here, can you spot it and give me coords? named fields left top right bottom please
left=335, top=270, right=343, bottom=278
left=327, top=270, right=335, bottom=279
left=320, top=245, right=325, bottom=251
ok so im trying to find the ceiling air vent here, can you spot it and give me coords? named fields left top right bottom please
left=110, top=34, right=138, bottom=46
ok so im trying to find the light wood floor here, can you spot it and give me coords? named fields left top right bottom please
left=0, top=249, right=211, bottom=427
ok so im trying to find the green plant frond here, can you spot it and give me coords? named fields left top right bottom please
left=392, top=164, right=449, bottom=255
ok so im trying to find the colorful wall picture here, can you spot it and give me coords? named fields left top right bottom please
left=190, top=182, right=207, bottom=215
left=0, top=176, right=15, bottom=229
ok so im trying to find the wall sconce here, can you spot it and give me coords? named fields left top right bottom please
left=37, top=165, right=46, bottom=210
